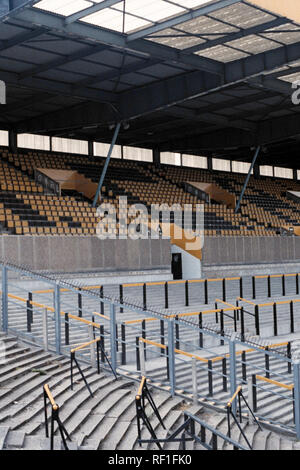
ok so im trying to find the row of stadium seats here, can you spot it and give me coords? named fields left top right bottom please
left=1, top=147, right=300, bottom=237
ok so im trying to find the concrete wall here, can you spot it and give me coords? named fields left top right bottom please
left=202, top=236, right=300, bottom=267
left=0, top=236, right=171, bottom=273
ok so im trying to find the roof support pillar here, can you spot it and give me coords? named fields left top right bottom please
left=235, top=146, right=261, bottom=214
left=92, top=122, right=121, bottom=207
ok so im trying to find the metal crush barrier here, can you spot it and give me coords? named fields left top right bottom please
left=2, top=260, right=300, bottom=437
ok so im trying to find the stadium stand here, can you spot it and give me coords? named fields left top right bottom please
left=1, top=0, right=300, bottom=454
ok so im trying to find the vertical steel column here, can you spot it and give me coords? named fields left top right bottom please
left=110, top=303, right=117, bottom=374
left=293, top=360, right=300, bottom=439
left=1, top=265, right=8, bottom=332
left=168, top=319, right=176, bottom=397
left=229, top=335, right=237, bottom=416
left=54, top=282, right=61, bottom=355
left=235, top=146, right=261, bottom=214
left=92, top=123, right=121, bottom=207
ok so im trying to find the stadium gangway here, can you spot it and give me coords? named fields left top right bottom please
left=43, top=384, right=71, bottom=451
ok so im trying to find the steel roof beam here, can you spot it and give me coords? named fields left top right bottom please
left=119, top=40, right=300, bottom=120
left=18, top=44, right=109, bottom=80
left=168, top=105, right=257, bottom=131
left=0, top=69, right=116, bottom=104
left=126, top=0, right=242, bottom=42
left=160, top=113, right=300, bottom=151
left=4, top=6, right=224, bottom=75
left=0, top=27, right=47, bottom=51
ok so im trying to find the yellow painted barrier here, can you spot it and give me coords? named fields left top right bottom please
left=44, top=384, right=58, bottom=411
left=71, top=338, right=100, bottom=354
left=227, top=385, right=242, bottom=407
left=256, top=375, right=294, bottom=391
left=136, top=376, right=146, bottom=400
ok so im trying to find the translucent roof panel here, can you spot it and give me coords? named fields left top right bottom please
left=34, top=0, right=214, bottom=34
left=35, top=0, right=94, bottom=16
left=81, top=7, right=151, bottom=32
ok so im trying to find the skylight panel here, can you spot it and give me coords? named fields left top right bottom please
left=173, top=0, right=211, bottom=8
left=113, top=0, right=185, bottom=23
left=82, top=8, right=150, bottom=33
left=34, top=0, right=93, bottom=16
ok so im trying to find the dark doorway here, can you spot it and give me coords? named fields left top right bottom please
left=172, top=253, right=182, bottom=280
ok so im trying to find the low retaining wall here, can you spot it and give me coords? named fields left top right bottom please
left=202, top=236, right=300, bottom=266
left=0, top=236, right=171, bottom=273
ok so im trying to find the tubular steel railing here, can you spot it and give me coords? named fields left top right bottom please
left=226, top=385, right=262, bottom=450
left=43, top=384, right=71, bottom=450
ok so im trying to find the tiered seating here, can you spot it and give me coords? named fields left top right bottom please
left=2, top=147, right=300, bottom=237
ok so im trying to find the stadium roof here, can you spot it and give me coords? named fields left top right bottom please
left=0, top=0, right=300, bottom=166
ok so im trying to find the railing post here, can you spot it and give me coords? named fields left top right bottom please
left=78, top=289, right=82, bottom=318
left=121, top=324, right=126, bottom=365
left=136, top=337, right=140, bottom=371
left=267, top=275, right=271, bottom=298
left=139, top=339, right=146, bottom=377
left=185, top=280, right=189, bottom=307
left=222, top=278, right=226, bottom=302
left=282, top=275, right=286, bottom=297
left=175, top=316, right=180, bottom=350
left=100, top=286, right=104, bottom=315
left=222, top=358, right=227, bottom=392
left=110, top=303, right=117, bottom=374
left=64, top=313, right=69, bottom=346
left=239, top=277, right=243, bottom=299
left=42, top=307, right=49, bottom=351
left=296, top=274, right=299, bottom=296
left=89, top=325, right=96, bottom=368
left=160, top=320, right=165, bottom=356
left=142, top=320, right=146, bottom=360
left=255, top=305, right=260, bottom=336
left=220, top=310, right=224, bottom=346
left=1, top=265, right=8, bottom=332
left=119, top=285, right=123, bottom=313
left=252, top=374, right=257, bottom=412
left=168, top=319, right=176, bottom=397
left=290, top=301, right=294, bottom=334
left=229, top=334, right=237, bottom=416
left=207, top=360, right=213, bottom=396
left=143, top=283, right=147, bottom=311
left=204, top=280, right=208, bottom=305
left=252, top=276, right=256, bottom=300
left=273, top=303, right=278, bottom=337
left=199, top=313, right=203, bottom=348
left=164, top=282, right=169, bottom=309
left=192, top=357, right=198, bottom=405
left=240, top=307, right=245, bottom=342
left=287, top=342, right=292, bottom=374
left=247, top=377, right=255, bottom=424
left=242, top=351, right=247, bottom=382
left=293, top=360, right=300, bottom=439
left=54, top=282, right=61, bottom=355
left=265, top=347, right=270, bottom=379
